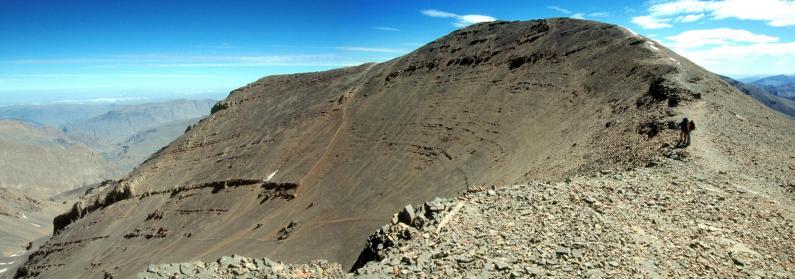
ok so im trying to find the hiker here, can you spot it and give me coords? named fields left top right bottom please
left=679, top=117, right=695, bottom=147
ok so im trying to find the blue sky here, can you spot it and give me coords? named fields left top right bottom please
left=1, top=0, right=794, bottom=105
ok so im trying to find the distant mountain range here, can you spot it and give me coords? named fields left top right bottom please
left=61, top=99, right=215, bottom=172
left=0, top=99, right=216, bottom=190
left=721, top=75, right=795, bottom=118
left=747, top=75, right=795, bottom=99
left=0, top=120, right=119, bottom=198
left=0, top=99, right=214, bottom=259
left=0, top=103, right=122, bottom=127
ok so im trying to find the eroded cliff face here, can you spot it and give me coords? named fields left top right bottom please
left=18, top=18, right=745, bottom=278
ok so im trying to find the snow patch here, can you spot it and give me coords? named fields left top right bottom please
left=669, top=57, right=677, bottom=62
left=30, top=222, right=41, bottom=228
left=9, top=250, right=25, bottom=257
left=21, top=213, right=27, bottom=219
left=620, top=25, right=638, bottom=36
left=647, top=42, right=659, bottom=51
left=0, top=268, right=7, bottom=274
left=266, top=170, right=279, bottom=181
left=0, top=262, right=13, bottom=265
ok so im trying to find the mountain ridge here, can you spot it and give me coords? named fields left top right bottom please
left=16, top=18, right=795, bottom=278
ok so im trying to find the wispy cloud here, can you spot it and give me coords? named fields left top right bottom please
left=665, top=28, right=779, bottom=49
left=633, top=0, right=795, bottom=29
left=6, top=54, right=370, bottom=68
left=547, top=6, right=572, bottom=14
left=335, top=46, right=409, bottom=54
left=547, top=6, right=609, bottom=19
left=632, top=15, right=673, bottom=29
left=420, top=9, right=496, bottom=27
left=373, top=26, right=400, bottom=32
left=676, top=13, right=705, bottom=22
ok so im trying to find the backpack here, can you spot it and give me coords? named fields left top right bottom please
left=689, top=120, right=695, bottom=131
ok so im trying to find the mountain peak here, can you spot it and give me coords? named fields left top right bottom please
left=17, top=18, right=795, bottom=278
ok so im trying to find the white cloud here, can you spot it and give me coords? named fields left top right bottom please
left=660, top=28, right=794, bottom=76
left=373, top=26, right=400, bottom=32
left=420, top=9, right=496, bottom=27
left=571, top=13, right=586, bottom=19
left=589, top=12, right=610, bottom=17
left=634, top=0, right=795, bottom=29
left=421, top=9, right=458, bottom=18
left=335, top=46, right=409, bottom=54
left=676, top=13, right=704, bottom=22
left=632, top=15, right=673, bottom=29
left=665, top=28, right=779, bottom=49
left=547, top=6, right=572, bottom=14
left=674, top=42, right=795, bottom=76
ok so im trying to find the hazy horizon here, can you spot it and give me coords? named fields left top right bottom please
left=2, top=0, right=795, bottom=106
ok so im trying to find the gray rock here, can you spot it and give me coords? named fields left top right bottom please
left=146, top=264, right=158, bottom=273
left=413, top=215, right=428, bottom=228
left=455, top=255, right=475, bottom=263
left=219, top=254, right=243, bottom=268
left=179, top=263, right=196, bottom=275
left=158, top=263, right=179, bottom=276
left=254, top=258, right=268, bottom=268
left=732, top=256, right=747, bottom=266
left=399, top=204, right=416, bottom=225
left=556, top=245, right=570, bottom=257
left=425, top=199, right=446, bottom=212
left=494, top=259, right=511, bottom=271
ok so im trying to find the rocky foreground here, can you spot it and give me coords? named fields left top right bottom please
left=137, top=255, right=344, bottom=279
left=137, top=155, right=795, bottom=278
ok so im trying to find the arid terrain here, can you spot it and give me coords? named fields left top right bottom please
left=12, top=18, right=795, bottom=278
left=0, top=100, right=213, bottom=278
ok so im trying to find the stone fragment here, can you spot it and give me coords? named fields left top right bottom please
left=146, top=265, right=158, bottom=273
left=494, top=259, right=511, bottom=271
left=425, top=199, right=446, bottom=212
left=219, top=254, right=243, bottom=268
left=732, top=256, right=747, bottom=266
left=179, top=263, right=196, bottom=275
left=158, top=264, right=179, bottom=276
left=556, top=245, right=570, bottom=257
left=399, top=205, right=416, bottom=225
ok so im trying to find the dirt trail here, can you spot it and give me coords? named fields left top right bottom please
left=684, top=101, right=735, bottom=173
